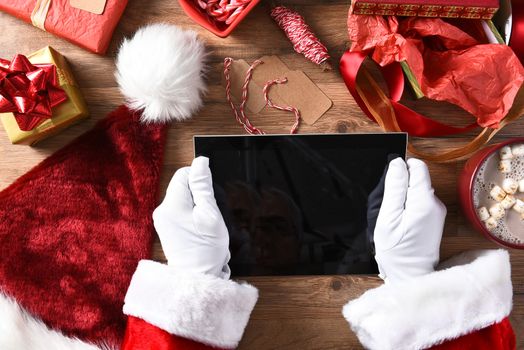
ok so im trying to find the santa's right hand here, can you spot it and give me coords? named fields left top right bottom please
left=374, top=158, right=447, bottom=283
left=152, top=157, right=231, bottom=279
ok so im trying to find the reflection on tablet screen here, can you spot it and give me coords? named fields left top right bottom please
left=195, top=134, right=407, bottom=277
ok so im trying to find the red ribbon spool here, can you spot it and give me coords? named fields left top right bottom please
left=340, top=51, right=478, bottom=138
left=0, top=54, right=67, bottom=131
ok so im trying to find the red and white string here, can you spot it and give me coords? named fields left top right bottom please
left=224, top=57, right=301, bottom=135
left=263, top=78, right=300, bottom=134
left=195, top=0, right=251, bottom=25
left=270, top=6, right=330, bottom=67
left=224, top=57, right=265, bottom=135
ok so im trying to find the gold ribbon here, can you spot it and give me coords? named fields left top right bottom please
left=31, top=0, right=51, bottom=31
left=355, top=64, right=524, bottom=162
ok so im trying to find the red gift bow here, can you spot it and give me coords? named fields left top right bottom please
left=0, top=54, right=67, bottom=131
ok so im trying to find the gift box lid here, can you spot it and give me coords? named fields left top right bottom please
left=352, top=0, right=498, bottom=6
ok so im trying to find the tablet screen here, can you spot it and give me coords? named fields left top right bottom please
left=194, top=134, right=407, bottom=277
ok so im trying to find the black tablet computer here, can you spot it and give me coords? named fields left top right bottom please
left=194, top=133, right=407, bottom=277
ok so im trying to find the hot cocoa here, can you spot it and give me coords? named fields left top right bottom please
left=473, top=143, right=524, bottom=245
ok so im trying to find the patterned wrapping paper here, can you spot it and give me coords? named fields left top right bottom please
left=0, top=46, right=89, bottom=145
left=351, top=0, right=499, bottom=19
left=0, top=0, right=128, bottom=54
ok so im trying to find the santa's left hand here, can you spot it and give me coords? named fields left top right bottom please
left=372, top=158, right=447, bottom=283
left=153, top=156, right=231, bottom=279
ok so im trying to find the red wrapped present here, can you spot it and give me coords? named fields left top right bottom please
left=0, top=0, right=128, bottom=54
left=351, top=0, right=499, bottom=19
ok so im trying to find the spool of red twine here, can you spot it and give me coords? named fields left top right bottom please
left=270, top=5, right=331, bottom=70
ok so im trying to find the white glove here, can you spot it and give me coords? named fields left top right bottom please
left=152, top=156, right=231, bottom=279
left=374, top=158, right=446, bottom=283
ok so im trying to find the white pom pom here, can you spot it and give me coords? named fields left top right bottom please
left=116, top=23, right=206, bottom=123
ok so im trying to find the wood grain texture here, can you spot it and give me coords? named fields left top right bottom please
left=0, top=1, right=523, bottom=348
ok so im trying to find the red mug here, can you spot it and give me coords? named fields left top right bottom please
left=178, top=0, right=261, bottom=37
left=458, top=137, right=524, bottom=249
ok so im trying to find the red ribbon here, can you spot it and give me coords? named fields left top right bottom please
left=339, top=50, right=478, bottom=138
left=0, top=54, right=67, bottom=131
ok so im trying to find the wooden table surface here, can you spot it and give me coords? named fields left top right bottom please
left=0, top=1, right=523, bottom=349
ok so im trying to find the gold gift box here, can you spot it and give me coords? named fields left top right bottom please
left=0, top=46, right=89, bottom=145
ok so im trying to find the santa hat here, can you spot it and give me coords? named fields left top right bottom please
left=0, top=23, right=205, bottom=349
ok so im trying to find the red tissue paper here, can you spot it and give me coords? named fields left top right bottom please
left=348, top=14, right=524, bottom=128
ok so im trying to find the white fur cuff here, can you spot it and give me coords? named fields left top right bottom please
left=123, top=260, right=258, bottom=349
left=343, top=249, right=513, bottom=350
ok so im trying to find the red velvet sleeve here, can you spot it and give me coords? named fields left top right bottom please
left=431, top=318, right=516, bottom=350
left=122, top=316, right=228, bottom=350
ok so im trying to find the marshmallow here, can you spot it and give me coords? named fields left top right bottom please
left=490, top=185, right=507, bottom=202
left=500, top=146, right=514, bottom=160
left=489, top=203, right=506, bottom=220
left=519, top=179, right=524, bottom=193
left=501, top=195, right=517, bottom=209
left=513, top=199, right=524, bottom=214
left=485, top=217, right=498, bottom=231
left=502, top=178, right=519, bottom=194
left=498, top=159, right=512, bottom=173
left=477, top=207, right=490, bottom=221
left=511, top=143, right=524, bottom=157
